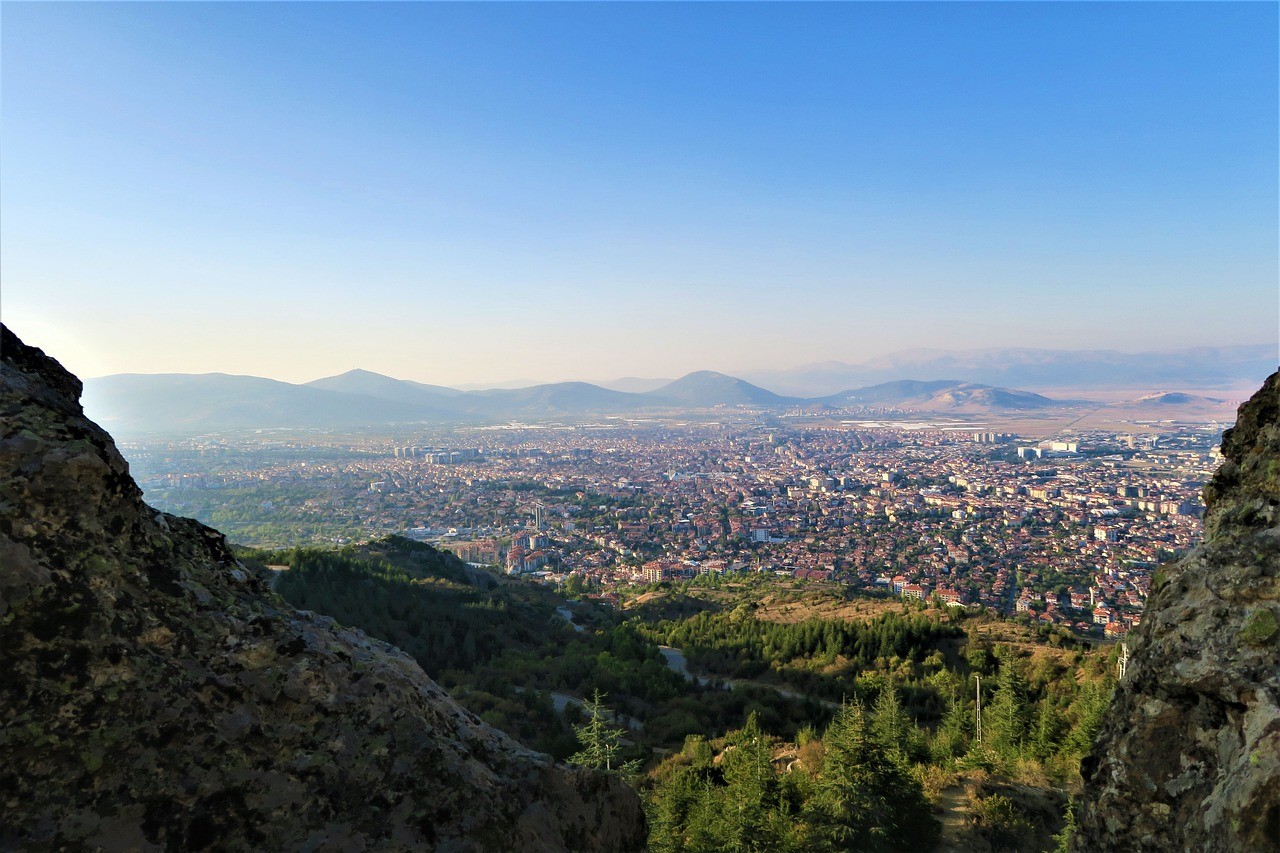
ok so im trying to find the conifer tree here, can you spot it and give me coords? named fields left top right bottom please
left=803, top=701, right=938, bottom=852
left=1030, top=698, right=1062, bottom=762
left=649, top=765, right=701, bottom=853
left=1064, top=679, right=1112, bottom=757
left=987, top=656, right=1029, bottom=763
left=717, top=713, right=788, bottom=852
left=569, top=690, right=636, bottom=777
left=869, top=684, right=913, bottom=765
left=932, top=691, right=972, bottom=761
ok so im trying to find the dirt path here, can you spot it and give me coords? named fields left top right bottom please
left=931, top=782, right=983, bottom=853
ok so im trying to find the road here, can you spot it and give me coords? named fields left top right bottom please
left=658, top=645, right=838, bottom=709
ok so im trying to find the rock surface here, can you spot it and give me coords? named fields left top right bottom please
left=1075, top=369, right=1280, bottom=851
left=0, top=325, right=646, bottom=852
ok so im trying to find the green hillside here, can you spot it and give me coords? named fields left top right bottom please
left=240, top=537, right=1117, bottom=851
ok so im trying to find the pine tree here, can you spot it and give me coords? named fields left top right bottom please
left=1064, top=679, right=1112, bottom=758
left=932, top=691, right=972, bottom=761
left=987, top=656, right=1029, bottom=763
left=649, top=765, right=701, bottom=853
left=1030, top=697, right=1062, bottom=762
left=1052, top=797, right=1078, bottom=853
left=718, top=713, right=786, bottom=852
left=869, top=684, right=912, bottom=765
left=802, top=701, right=938, bottom=852
left=569, top=690, right=634, bottom=776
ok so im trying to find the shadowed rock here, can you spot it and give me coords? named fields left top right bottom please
left=1074, top=369, right=1280, bottom=852
left=0, top=325, right=646, bottom=851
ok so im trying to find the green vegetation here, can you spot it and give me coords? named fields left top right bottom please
left=644, top=703, right=936, bottom=852
left=638, top=605, right=963, bottom=707
left=570, top=691, right=641, bottom=779
left=242, top=537, right=1117, bottom=850
left=245, top=537, right=833, bottom=759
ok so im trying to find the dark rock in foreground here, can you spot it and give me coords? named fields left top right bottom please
left=1075, top=369, right=1280, bottom=852
left=0, top=325, right=645, bottom=851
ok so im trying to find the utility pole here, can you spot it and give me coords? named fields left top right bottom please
left=973, top=674, right=983, bottom=745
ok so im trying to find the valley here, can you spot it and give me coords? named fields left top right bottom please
left=243, top=536, right=1117, bottom=850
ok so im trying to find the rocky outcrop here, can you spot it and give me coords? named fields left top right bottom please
left=1075, top=370, right=1280, bottom=851
left=0, top=326, right=645, bottom=851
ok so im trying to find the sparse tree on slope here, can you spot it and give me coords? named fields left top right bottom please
left=569, top=690, right=638, bottom=777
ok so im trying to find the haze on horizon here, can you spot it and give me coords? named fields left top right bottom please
left=2, top=3, right=1276, bottom=388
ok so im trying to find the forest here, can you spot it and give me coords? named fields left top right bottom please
left=237, top=536, right=1117, bottom=850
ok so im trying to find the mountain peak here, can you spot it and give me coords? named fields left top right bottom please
left=652, top=371, right=791, bottom=406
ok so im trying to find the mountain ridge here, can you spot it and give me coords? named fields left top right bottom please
left=81, top=341, right=1272, bottom=436
left=645, top=370, right=796, bottom=407
left=83, top=368, right=1090, bottom=435
left=741, top=344, right=1277, bottom=395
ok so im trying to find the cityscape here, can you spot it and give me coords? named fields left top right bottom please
left=127, top=409, right=1219, bottom=643
left=4, top=2, right=1276, bottom=849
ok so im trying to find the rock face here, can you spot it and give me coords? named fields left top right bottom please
left=0, top=326, right=646, bottom=851
left=1075, top=370, right=1280, bottom=852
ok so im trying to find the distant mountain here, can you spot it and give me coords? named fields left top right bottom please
left=1134, top=392, right=1226, bottom=406
left=925, top=384, right=1070, bottom=411
left=821, top=379, right=1074, bottom=411
left=80, top=365, right=1151, bottom=436
left=83, top=373, right=451, bottom=435
left=453, top=377, right=551, bottom=391
left=597, top=376, right=674, bottom=394
left=462, top=382, right=648, bottom=416
left=647, top=371, right=796, bottom=407
left=742, top=345, right=1278, bottom=395
left=820, top=379, right=962, bottom=406
left=305, top=368, right=464, bottom=402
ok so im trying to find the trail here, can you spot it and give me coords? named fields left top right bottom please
left=658, top=645, right=840, bottom=710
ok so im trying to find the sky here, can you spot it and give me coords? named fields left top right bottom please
left=3, top=2, right=1277, bottom=387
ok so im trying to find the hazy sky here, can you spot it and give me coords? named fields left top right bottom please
left=3, top=3, right=1276, bottom=386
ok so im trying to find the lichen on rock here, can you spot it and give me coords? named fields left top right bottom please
left=0, top=325, right=646, bottom=851
left=1074, top=369, right=1280, bottom=852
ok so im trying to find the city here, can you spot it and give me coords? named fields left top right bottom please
left=125, top=411, right=1220, bottom=643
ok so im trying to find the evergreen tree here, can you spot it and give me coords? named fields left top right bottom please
left=869, top=685, right=913, bottom=765
left=803, top=702, right=938, bottom=852
left=1064, top=679, right=1112, bottom=757
left=986, top=656, right=1030, bottom=763
left=717, top=713, right=787, bottom=852
left=1052, top=797, right=1077, bottom=853
left=1030, top=698, right=1063, bottom=762
left=569, top=690, right=635, bottom=776
left=931, top=691, right=971, bottom=761
left=649, top=765, right=701, bottom=853
left=684, top=783, right=733, bottom=853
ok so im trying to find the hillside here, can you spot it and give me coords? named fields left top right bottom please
left=647, top=370, right=797, bottom=406
left=821, top=379, right=1074, bottom=411
left=465, top=381, right=650, bottom=415
left=82, top=371, right=452, bottom=434
left=0, top=325, right=646, bottom=851
left=260, top=549, right=1118, bottom=850
left=305, top=367, right=466, bottom=401
left=83, top=365, right=1102, bottom=435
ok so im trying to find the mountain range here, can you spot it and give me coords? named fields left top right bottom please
left=82, top=342, right=1275, bottom=435
left=738, top=344, right=1277, bottom=396
left=83, top=368, right=1085, bottom=435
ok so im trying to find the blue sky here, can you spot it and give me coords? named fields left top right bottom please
left=3, top=2, right=1276, bottom=385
